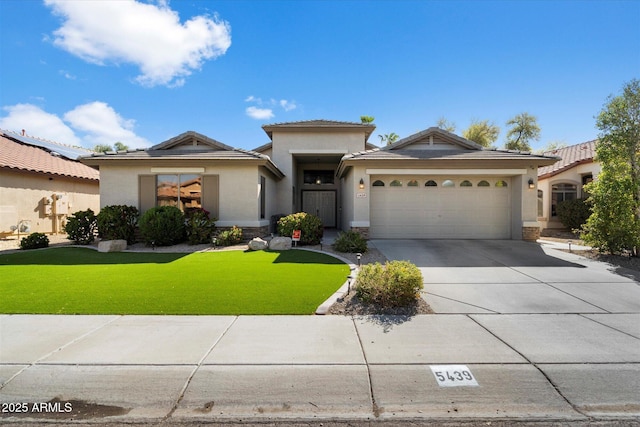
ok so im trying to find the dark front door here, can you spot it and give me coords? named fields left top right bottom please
left=302, top=191, right=336, bottom=227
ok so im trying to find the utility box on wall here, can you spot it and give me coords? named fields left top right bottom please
left=53, top=193, right=69, bottom=215
left=42, top=196, right=53, bottom=216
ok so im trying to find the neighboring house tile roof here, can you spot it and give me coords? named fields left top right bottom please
left=0, top=134, right=99, bottom=181
left=2, top=129, right=94, bottom=160
left=537, top=140, right=597, bottom=178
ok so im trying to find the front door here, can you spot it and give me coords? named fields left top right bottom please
left=302, top=191, right=336, bottom=227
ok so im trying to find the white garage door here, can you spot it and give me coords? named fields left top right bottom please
left=370, top=176, right=511, bottom=239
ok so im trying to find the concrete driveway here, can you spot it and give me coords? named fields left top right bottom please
left=372, top=239, right=640, bottom=314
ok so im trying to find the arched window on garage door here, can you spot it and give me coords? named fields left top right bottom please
left=478, top=180, right=490, bottom=187
left=407, top=179, right=419, bottom=187
left=495, top=180, right=508, bottom=188
left=390, top=179, right=403, bottom=187
left=460, top=180, right=472, bottom=187
left=425, top=180, right=437, bottom=187
left=372, top=180, right=385, bottom=187
left=442, top=179, right=455, bottom=187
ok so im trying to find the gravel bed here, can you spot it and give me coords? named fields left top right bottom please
left=327, top=291, right=434, bottom=316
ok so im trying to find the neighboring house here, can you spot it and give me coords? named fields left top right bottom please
left=537, top=140, right=599, bottom=230
left=81, top=121, right=558, bottom=241
left=0, top=130, right=100, bottom=236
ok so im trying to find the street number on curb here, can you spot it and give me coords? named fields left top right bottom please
left=430, top=365, right=478, bottom=387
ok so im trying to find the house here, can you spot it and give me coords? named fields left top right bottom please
left=537, top=140, right=599, bottom=230
left=80, top=121, right=559, bottom=241
left=0, top=130, right=100, bottom=236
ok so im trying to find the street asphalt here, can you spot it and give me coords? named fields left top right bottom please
left=0, top=239, right=639, bottom=426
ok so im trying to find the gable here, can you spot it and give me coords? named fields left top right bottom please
left=150, top=131, right=234, bottom=151
left=387, top=127, right=483, bottom=151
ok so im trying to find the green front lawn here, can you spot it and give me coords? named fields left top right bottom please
left=0, top=248, right=349, bottom=315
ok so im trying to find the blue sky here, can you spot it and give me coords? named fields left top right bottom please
left=0, top=0, right=638, bottom=151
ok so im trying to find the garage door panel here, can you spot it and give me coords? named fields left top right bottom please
left=370, top=176, right=511, bottom=239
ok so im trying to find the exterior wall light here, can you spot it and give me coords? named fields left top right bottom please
left=528, top=178, right=535, bottom=189
left=359, top=178, right=365, bottom=189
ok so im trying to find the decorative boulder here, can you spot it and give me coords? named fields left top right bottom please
left=248, top=237, right=268, bottom=251
left=269, top=236, right=292, bottom=250
left=98, top=239, right=127, bottom=253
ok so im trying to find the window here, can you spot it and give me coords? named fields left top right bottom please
left=442, top=179, right=455, bottom=187
left=460, top=180, right=472, bottom=187
left=390, top=179, right=403, bottom=187
left=495, top=180, right=508, bottom=188
left=303, top=170, right=334, bottom=185
left=407, top=179, right=419, bottom=187
left=537, top=189, right=543, bottom=217
left=156, top=174, right=201, bottom=211
left=551, top=183, right=577, bottom=216
left=372, top=180, right=385, bottom=187
left=260, top=176, right=266, bottom=219
left=425, top=180, right=437, bottom=187
left=477, top=180, right=490, bottom=187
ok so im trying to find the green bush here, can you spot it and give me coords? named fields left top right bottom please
left=97, top=205, right=139, bottom=244
left=65, top=209, right=97, bottom=244
left=185, top=208, right=216, bottom=245
left=557, top=198, right=591, bottom=232
left=20, top=233, right=50, bottom=250
left=355, top=261, right=423, bottom=308
left=333, top=230, right=368, bottom=253
left=216, top=226, right=243, bottom=246
left=277, top=212, right=323, bottom=245
left=139, top=206, right=185, bottom=246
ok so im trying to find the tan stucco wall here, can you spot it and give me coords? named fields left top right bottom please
left=538, top=161, right=600, bottom=229
left=270, top=130, right=367, bottom=215
left=98, top=163, right=266, bottom=227
left=0, top=170, right=99, bottom=235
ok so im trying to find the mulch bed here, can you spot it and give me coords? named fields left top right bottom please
left=328, top=291, right=434, bottom=316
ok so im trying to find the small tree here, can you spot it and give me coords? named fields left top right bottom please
left=360, top=115, right=375, bottom=124
left=505, top=112, right=540, bottom=151
left=462, top=119, right=500, bottom=147
left=582, top=79, right=640, bottom=256
left=436, top=117, right=456, bottom=133
left=379, top=133, right=399, bottom=146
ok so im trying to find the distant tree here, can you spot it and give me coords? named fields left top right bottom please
left=505, top=112, right=540, bottom=151
left=436, top=117, right=456, bottom=133
left=114, top=141, right=129, bottom=151
left=462, top=119, right=500, bottom=148
left=93, top=144, right=113, bottom=153
left=379, top=133, right=400, bottom=146
left=582, top=79, right=640, bottom=256
left=539, top=141, right=568, bottom=153
left=360, top=116, right=375, bottom=124
left=94, top=142, right=129, bottom=153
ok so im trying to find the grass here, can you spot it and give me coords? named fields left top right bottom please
left=0, top=247, right=349, bottom=315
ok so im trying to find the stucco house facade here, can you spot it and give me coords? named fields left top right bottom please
left=0, top=131, right=100, bottom=236
left=81, top=121, right=558, bottom=241
left=537, top=140, right=599, bottom=230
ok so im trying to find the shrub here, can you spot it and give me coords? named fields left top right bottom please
left=97, top=205, right=139, bottom=244
left=557, top=198, right=591, bottom=232
left=216, top=226, right=243, bottom=246
left=355, top=261, right=423, bottom=308
left=277, top=212, right=323, bottom=245
left=20, top=232, right=49, bottom=250
left=138, top=206, right=185, bottom=246
left=333, top=230, right=368, bottom=253
left=185, top=208, right=216, bottom=245
left=64, top=209, right=97, bottom=244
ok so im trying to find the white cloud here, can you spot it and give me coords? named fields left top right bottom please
left=280, top=99, right=297, bottom=111
left=64, top=102, right=151, bottom=148
left=245, top=106, right=274, bottom=120
left=0, top=104, right=81, bottom=145
left=44, top=0, right=231, bottom=87
left=0, top=102, right=150, bottom=149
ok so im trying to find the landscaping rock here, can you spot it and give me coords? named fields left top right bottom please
left=248, top=237, right=268, bottom=251
left=98, top=239, right=127, bottom=253
left=269, top=236, right=292, bottom=250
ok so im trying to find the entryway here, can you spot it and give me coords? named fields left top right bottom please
left=302, top=190, right=336, bottom=227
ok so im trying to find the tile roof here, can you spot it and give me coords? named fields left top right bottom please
left=0, top=135, right=99, bottom=181
left=342, top=148, right=559, bottom=162
left=261, top=119, right=376, bottom=140
left=537, top=140, right=597, bottom=178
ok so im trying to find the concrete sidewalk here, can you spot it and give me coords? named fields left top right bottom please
left=1, top=312, right=639, bottom=424
left=1, top=242, right=639, bottom=425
